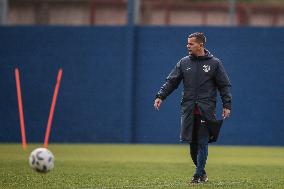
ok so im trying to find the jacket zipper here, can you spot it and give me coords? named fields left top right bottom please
left=195, top=59, right=200, bottom=104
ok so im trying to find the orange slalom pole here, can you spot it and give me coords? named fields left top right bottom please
left=44, top=69, right=63, bottom=148
left=15, top=68, right=27, bottom=150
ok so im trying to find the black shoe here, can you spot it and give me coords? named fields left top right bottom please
left=200, top=174, right=208, bottom=182
left=190, top=175, right=200, bottom=184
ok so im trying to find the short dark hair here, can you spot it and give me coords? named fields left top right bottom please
left=188, top=32, right=206, bottom=44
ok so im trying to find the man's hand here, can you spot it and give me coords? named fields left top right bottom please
left=222, top=108, right=231, bottom=119
left=154, top=98, right=163, bottom=110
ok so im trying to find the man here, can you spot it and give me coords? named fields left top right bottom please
left=154, top=32, right=232, bottom=184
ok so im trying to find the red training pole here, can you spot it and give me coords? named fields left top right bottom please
left=15, top=68, right=27, bottom=150
left=44, top=69, right=63, bottom=148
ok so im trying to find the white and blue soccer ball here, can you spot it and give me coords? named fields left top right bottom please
left=29, top=148, right=54, bottom=173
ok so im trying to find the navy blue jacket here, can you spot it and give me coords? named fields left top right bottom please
left=156, top=49, right=232, bottom=142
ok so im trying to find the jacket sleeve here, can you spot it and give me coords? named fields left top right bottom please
left=156, top=61, right=183, bottom=100
left=214, top=61, right=232, bottom=110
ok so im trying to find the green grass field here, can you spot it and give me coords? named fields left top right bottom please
left=0, top=144, right=283, bottom=189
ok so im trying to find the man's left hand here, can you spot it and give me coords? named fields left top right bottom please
left=222, top=108, right=231, bottom=119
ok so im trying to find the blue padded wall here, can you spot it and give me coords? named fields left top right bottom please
left=0, top=26, right=284, bottom=145
left=0, top=27, right=127, bottom=143
left=134, top=27, right=284, bottom=145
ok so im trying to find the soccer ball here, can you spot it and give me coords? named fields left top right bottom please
left=29, top=148, right=55, bottom=173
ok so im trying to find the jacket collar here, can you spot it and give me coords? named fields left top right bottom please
left=189, top=49, right=213, bottom=60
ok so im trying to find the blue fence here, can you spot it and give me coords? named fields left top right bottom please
left=0, top=26, right=284, bottom=145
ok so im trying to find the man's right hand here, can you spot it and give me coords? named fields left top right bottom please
left=154, top=98, right=163, bottom=110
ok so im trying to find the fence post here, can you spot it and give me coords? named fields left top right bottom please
left=124, top=0, right=140, bottom=143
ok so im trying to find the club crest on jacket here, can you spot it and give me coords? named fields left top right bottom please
left=203, top=65, right=210, bottom=72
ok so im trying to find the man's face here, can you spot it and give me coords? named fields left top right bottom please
left=187, top=37, right=202, bottom=56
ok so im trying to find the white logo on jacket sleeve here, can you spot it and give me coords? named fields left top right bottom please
left=186, top=67, right=191, bottom=71
left=203, top=65, right=210, bottom=72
